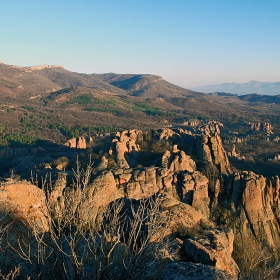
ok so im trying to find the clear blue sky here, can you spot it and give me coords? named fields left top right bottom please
left=1, top=0, right=279, bottom=87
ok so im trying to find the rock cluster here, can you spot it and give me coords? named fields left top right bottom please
left=198, top=121, right=223, bottom=136
left=228, top=144, right=245, bottom=160
left=224, top=137, right=245, bottom=144
left=64, top=136, right=88, bottom=149
left=249, top=122, right=273, bottom=134
left=268, top=153, right=280, bottom=161
left=3, top=127, right=280, bottom=279
left=161, top=145, right=196, bottom=173
left=183, top=119, right=200, bottom=126
left=159, top=128, right=178, bottom=140
left=0, top=175, right=239, bottom=277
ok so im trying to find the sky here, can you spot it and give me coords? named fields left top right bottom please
left=1, top=0, right=280, bottom=88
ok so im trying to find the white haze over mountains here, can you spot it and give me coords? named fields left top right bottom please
left=191, top=81, right=280, bottom=96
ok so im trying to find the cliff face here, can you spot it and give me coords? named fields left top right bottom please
left=224, top=171, right=280, bottom=249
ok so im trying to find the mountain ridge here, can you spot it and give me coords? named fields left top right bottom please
left=0, top=62, right=201, bottom=98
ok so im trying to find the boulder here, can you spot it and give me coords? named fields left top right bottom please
left=0, top=180, right=49, bottom=233
left=182, top=228, right=239, bottom=277
left=162, top=262, right=234, bottom=280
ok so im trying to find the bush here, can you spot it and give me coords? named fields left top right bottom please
left=0, top=161, right=176, bottom=279
left=233, top=237, right=280, bottom=279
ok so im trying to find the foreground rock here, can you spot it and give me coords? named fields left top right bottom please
left=162, top=262, right=234, bottom=280
left=0, top=180, right=49, bottom=232
left=182, top=228, right=239, bottom=277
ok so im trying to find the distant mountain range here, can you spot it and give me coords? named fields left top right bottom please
left=191, top=80, right=280, bottom=95
left=0, top=62, right=199, bottom=99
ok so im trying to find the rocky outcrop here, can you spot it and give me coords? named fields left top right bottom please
left=224, top=137, right=245, bottom=144
left=64, top=138, right=77, bottom=148
left=161, top=145, right=196, bottom=173
left=225, top=171, right=280, bottom=249
left=0, top=181, right=52, bottom=279
left=7, top=126, right=280, bottom=279
left=78, top=171, right=124, bottom=225
left=160, top=195, right=238, bottom=278
left=75, top=165, right=212, bottom=226
left=162, top=262, right=234, bottom=280
left=182, top=228, right=239, bottom=277
left=249, top=122, right=273, bottom=134
left=159, top=128, right=176, bottom=140
left=0, top=180, right=49, bottom=233
left=77, top=136, right=87, bottom=149
left=161, top=150, right=171, bottom=169
left=115, top=140, right=130, bottom=168
left=64, top=136, right=87, bottom=149
left=196, top=134, right=231, bottom=175
left=64, top=128, right=231, bottom=176
left=228, top=145, right=245, bottom=160
left=169, top=150, right=196, bottom=173
left=159, top=194, right=215, bottom=241
left=181, top=171, right=210, bottom=217
left=268, top=153, right=280, bottom=161
left=183, top=119, right=200, bottom=126
left=111, top=130, right=142, bottom=168
left=198, top=121, right=223, bottom=136
left=95, top=155, right=109, bottom=170
left=115, top=130, right=141, bottom=151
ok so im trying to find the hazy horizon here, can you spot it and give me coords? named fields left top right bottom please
left=1, top=1, right=279, bottom=88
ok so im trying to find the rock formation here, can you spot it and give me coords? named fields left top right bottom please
left=182, top=228, right=239, bottom=277
left=159, top=128, right=176, bottom=140
left=198, top=121, right=223, bottom=135
left=64, top=136, right=87, bottom=149
left=181, top=171, right=210, bottom=217
left=196, top=133, right=231, bottom=175
left=169, top=150, right=196, bottom=173
left=228, top=144, right=245, bottom=160
left=268, top=153, right=280, bottom=161
left=4, top=127, right=280, bottom=279
left=161, top=145, right=196, bottom=173
left=249, top=122, right=273, bottom=134
left=224, top=171, right=280, bottom=249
